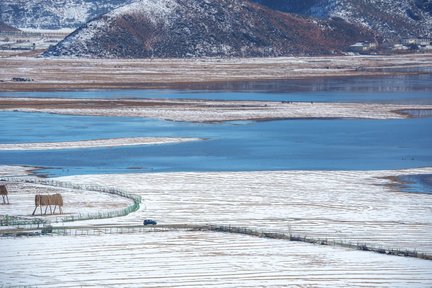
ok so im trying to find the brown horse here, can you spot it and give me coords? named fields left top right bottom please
left=32, top=193, right=63, bottom=216
left=51, top=193, right=63, bottom=214
left=0, top=185, right=9, bottom=205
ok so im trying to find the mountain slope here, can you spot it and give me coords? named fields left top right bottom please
left=43, top=0, right=373, bottom=58
left=0, top=0, right=133, bottom=29
left=254, top=0, right=432, bottom=41
left=0, top=21, right=20, bottom=32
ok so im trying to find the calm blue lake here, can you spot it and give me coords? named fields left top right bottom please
left=0, top=111, right=431, bottom=176
left=0, top=75, right=431, bottom=177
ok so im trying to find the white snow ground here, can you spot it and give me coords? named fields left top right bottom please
left=58, top=168, right=432, bottom=255
left=1, top=166, right=432, bottom=286
left=1, top=231, right=431, bottom=287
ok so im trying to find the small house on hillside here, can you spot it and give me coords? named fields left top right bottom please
left=402, top=38, right=432, bottom=46
left=348, top=42, right=377, bottom=53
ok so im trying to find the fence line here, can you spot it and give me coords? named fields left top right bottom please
left=0, top=176, right=142, bottom=225
left=1, top=176, right=430, bottom=261
left=2, top=223, right=430, bottom=261
left=0, top=215, right=47, bottom=228
left=203, top=225, right=432, bottom=261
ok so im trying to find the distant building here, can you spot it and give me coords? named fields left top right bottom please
left=392, top=44, right=408, bottom=50
left=402, top=38, right=432, bottom=46
left=348, top=42, right=377, bottom=53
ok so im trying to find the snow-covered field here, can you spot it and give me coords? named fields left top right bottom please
left=1, top=231, right=432, bottom=287
left=58, top=168, right=432, bottom=254
left=2, top=97, right=431, bottom=121
left=1, top=166, right=432, bottom=286
left=19, top=28, right=75, bottom=34
left=0, top=137, right=200, bottom=150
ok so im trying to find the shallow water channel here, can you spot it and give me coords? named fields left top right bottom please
left=0, top=75, right=431, bottom=177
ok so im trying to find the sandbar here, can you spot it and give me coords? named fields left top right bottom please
left=1, top=97, right=431, bottom=122
left=0, top=137, right=201, bottom=151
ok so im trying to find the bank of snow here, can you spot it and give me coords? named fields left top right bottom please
left=0, top=137, right=201, bottom=151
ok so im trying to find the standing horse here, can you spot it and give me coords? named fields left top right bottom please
left=0, top=185, right=9, bottom=205
left=32, top=194, right=64, bottom=216
left=51, top=193, right=63, bottom=214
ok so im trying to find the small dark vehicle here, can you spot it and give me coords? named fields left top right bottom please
left=143, top=219, right=157, bottom=225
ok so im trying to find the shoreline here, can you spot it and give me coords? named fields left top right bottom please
left=0, top=165, right=39, bottom=177
left=0, top=54, right=431, bottom=92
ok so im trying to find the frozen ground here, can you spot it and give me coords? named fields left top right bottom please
left=1, top=97, right=431, bottom=121
left=58, top=168, right=432, bottom=254
left=0, top=137, right=201, bottom=150
left=1, top=231, right=432, bottom=287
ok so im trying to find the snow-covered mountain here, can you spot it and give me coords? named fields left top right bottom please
left=254, top=0, right=432, bottom=40
left=43, top=0, right=374, bottom=58
left=2, top=0, right=431, bottom=41
left=0, top=21, right=20, bottom=32
left=0, top=0, right=132, bottom=29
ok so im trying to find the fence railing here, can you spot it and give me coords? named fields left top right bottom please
left=0, top=176, right=142, bottom=226
left=2, top=223, right=430, bottom=261
left=0, top=215, right=47, bottom=228
left=203, top=224, right=432, bottom=261
left=1, top=176, right=431, bottom=261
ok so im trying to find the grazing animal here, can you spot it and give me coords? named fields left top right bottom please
left=32, top=193, right=63, bottom=216
left=0, top=185, right=9, bottom=205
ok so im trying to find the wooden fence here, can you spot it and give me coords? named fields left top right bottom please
left=0, top=177, right=142, bottom=226
left=0, top=215, right=46, bottom=228
left=2, top=223, right=430, bottom=261
left=1, top=177, right=430, bottom=261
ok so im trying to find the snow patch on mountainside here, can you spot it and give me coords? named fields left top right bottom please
left=109, top=0, right=179, bottom=25
left=0, top=0, right=133, bottom=29
left=257, top=0, right=432, bottom=40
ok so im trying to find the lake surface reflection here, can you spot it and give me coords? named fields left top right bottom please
left=1, top=74, right=432, bottom=104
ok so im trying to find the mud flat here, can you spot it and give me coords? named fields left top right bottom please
left=0, top=137, right=201, bottom=151
left=0, top=54, right=431, bottom=91
left=1, top=97, right=431, bottom=122
left=59, top=168, right=432, bottom=254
